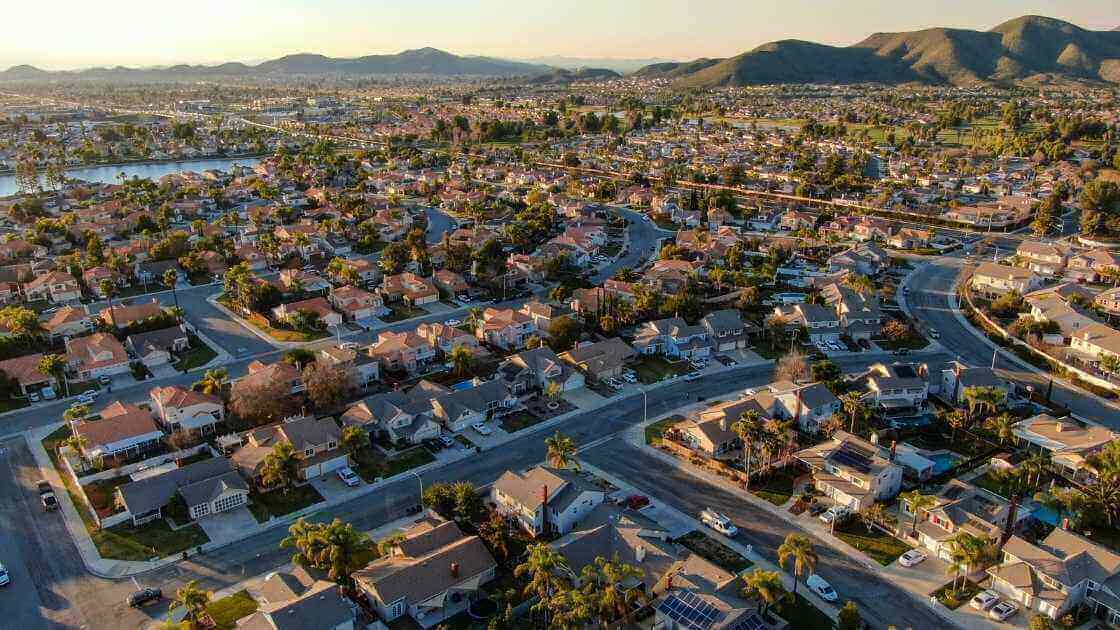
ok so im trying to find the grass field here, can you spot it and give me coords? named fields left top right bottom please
left=207, top=590, right=259, bottom=629
left=834, top=517, right=912, bottom=566
left=499, top=410, right=545, bottom=433
left=750, top=467, right=798, bottom=506
left=645, top=416, right=682, bottom=444
left=632, top=356, right=690, bottom=384
left=95, top=520, right=210, bottom=561
left=676, top=531, right=753, bottom=574
left=247, top=485, right=325, bottom=522
left=175, top=334, right=219, bottom=371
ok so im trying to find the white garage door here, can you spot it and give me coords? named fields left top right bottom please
left=319, top=456, right=349, bottom=474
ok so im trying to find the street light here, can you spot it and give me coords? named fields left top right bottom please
left=408, top=470, right=424, bottom=511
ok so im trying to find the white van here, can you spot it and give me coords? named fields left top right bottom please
left=699, top=508, right=739, bottom=537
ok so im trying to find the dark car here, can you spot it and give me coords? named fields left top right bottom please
left=808, top=503, right=828, bottom=516
left=127, top=587, right=162, bottom=607
left=625, top=495, right=650, bottom=510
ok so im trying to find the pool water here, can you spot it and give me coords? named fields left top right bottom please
left=929, top=452, right=962, bottom=475
left=1033, top=504, right=1061, bottom=526
left=450, top=380, right=476, bottom=391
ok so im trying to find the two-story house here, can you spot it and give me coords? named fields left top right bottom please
left=1012, top=413, right=1118, bottom=483
left=796, top=431, right=903, bottom=510
left=701, top=309, right=755, bottom=352
left=328, top=285, right=386, bottom=322
left=65, top=332, right=131, bottom=380
left=851, top=362, right=930, bottom=413
left=271, top=297, right=344, bottom=328
left=149, top=385, right=224, bottom=434
left=475, top=307, right=535, bottom=351
left=415, top=322, right=482, bottom=358
left=491, top=466, right=605, bottom=536
left=632, top=317, right=711, bottom=360
left=774, top=303, right=842, bottom=343
left=42, top=305, right=94, bottom=340
left=23, top=270, right=81, bottom=304
left=902, top=479, right=1026, bottom=563
left=429, top=379, right=517, bottom=432
left=231, top=416, right=348, bottom=483
left=368, top=330, right=438, bottom=374
left=772, top=381, right=842, bottom=433
left=340, top=380, right=444, bottom=445
left=497, top=347, right=584, bottom=398
left=971, top=262, right=1044, bottom=300
left=1016, top=240, right=1070, bottom=277
left=381, top=272, right=438, bottom=306
left=317, top=345, right=380, bottom=387
left=243, top=359, right=306, bottom=395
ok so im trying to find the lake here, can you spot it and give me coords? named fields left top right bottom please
left=0, top=156, right=263, bottom=197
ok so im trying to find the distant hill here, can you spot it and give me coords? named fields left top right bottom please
left=525, top=67, right=621, bottom=85
left=0, top=48, right=549, bottom=80
left=637, top=15, right=1120, bottom=87
left=518, top=56, right=674, bottom=74
left=631, top=58, right=722, bottom=78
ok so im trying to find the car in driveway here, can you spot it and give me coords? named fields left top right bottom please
left=988, top=600, right=1019, bottom=622
left=97, top=375, right=112, bottom=386
left=0, top=562, right=8, bottom=587
left=472, top=422, right=493, bottom=436
left=818, top=506, right=851, bottom=525
left=806, top=574, right=838, bottom=602
left=929, top=329, right=940, bottom=339
left=444, top=319, right=462, bottom=327
left=439, top=434, right=455, bottom=448
left=699, top=508, right=738, bottom=537
left=127, top=587, right=162, bottom=607
left=336, top=467, right=361, bottom=487
left=37, top=481, right=58, bottom=511
left=970, top=590, right=1001, bottom=611
left=897, top=549, right=927, bottom=567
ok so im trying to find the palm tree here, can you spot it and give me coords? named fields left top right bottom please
left=281, top=517, right=373, bottom=586
left=945, top=532, right=987, bottom=591
left=545, top=431, right=579, bottom=471
left=515, top=543, right=571, bottom=626
left=900, top=490, right=937, bottom=534
left=580, top=554, right=645, bottom=625
left=64, top=431, right=89, bottom=455
left=340, top=425, right=369, bottom=459
left=947, top=410, right=968, bottom=443
left=63, top=403, right=90, bottom=425
left=731, top=411, right=762, bottom=488
left=543, top=380, right=563, bottom=403
left=963, top=386, right=1004, bottom=423
left=376, top=532, right=406, bottom=557
left=466, top=306, right=484, bottom=332
left=193, top=368, right=228, bottom=397
left=163, top=268, right=180, bottom=312
left=449, top=344, right=473, bottom=378
left=987, top=413, right=1017, bottom=445
left=168, top=580, right=210, bottom=625
left=777, top=533, right=817, bottom=597
left=742, top=568, right=790, bottom=616
left=261, top=441, right=300, bottom=494
left=1022, top=453, right=1051, bottom=488
left=37, top=353, right=68, bottom=397
left=99, top=278, right=118, bottom=329
left=839, top=392, right=868, bottom=434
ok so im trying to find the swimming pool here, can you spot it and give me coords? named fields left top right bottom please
left=450, top=380, right=476, bottom=391
left=929, top=452, right=962, bottom=475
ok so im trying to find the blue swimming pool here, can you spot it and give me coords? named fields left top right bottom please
left=450, top=380, right=476, bottom=391
left=1033, top=504, right=1061, bottom=526
left=929, top=452, right=962, bottom=475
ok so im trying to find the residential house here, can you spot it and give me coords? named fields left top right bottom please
left=1069, top=323, right=1120, bottom=372
left=518, top=301, right=572, bottom=338
left=115, top=457, right=248, bottom=525
left=827, top=243, right=890, bottom=277
left=100, top=299, right=165, bottom=329
left=24, top=271, right=81, bottom=303
left=327, top=285, right=386, bottom=321
left=234, top=244, right=269, bottom=271
left=239, top=578, right=356, bottom=630
left=381, top=273, right=438, bottom=306
left=429, top=379, right=517, bottom=432
left=42, top=305, right=94, bottom=339
left=971, top=263, right=1044, bottom=299
left=66, top=333, right=130, bottom=380
left=701, top=309, right=755, bottom=352
left=773, top=381, right=842, bottom=433
left=368, top=330, right=437, bottom=374
left=1013, top=414, right=1118, bottom=483
left=903, top=479, right=1026, bottom=563
left=415, top=322, right=482, bottom=357
left=243, top=360, right=305, bottom=395
left=554, top=504, right=680, bottom=593
left=774, top=303, right=842, bottom=343
left=271, top=297, right=343, bottom=328
left=632, top=317, right=710, bottom=359
left=475, top=307, right=535, bottom=351
left=497, top=347, right=585, bottom=398
left=0, top=353, right=55, bottom=396
left=73, top=401, right=165, bottom=462
left=796, top=430, right=903, bottom=510
left=851, top=362, right=930, bottom=413
left=491, top=466, right=606, bottom=536
left=1016, top=241, right=1070, bottom=277
left=432, top=269, right=469, bottom=299
left=820, top=283, right=882, bottom=340
left=653, top=554, right=788, bottom=630
left=354, top=517, right=497, bottom=628
left=674, top=397, right=769, bottom=459
left=559, top=338, right=636, bottom=382
left=1067, top=249, right=1120, bottom=284
left=888, top=228, right=933, bottom=250
left=279, top=269, right=331, bottom=294
left=231, top=416, right=348, bottom=483
left=149, top=385, right=225, bottom=434
left=340, top=381, right=444, bottom=444
left=317, top=346, right=380, bottom=387
left=126, top=326, right=189, bottom=368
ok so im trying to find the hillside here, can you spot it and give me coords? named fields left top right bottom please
left=630, top=58, right=722, bottom=78
left=637, top=15, right=1120, bottom=87
left=0, top=48, right=548, bottom=80
left=524, top=67, right=621, bottom=84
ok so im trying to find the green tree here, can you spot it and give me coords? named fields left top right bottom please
left=36, top=353, right=68, bottom=397
left=192, top=368, right=228, bottom=396
left=731, top=410, right=763, bottom=488
left=515, top=544, right=572, bottom=626
left=167, top=580, right=210, bottom=625
left=260, top=441, right=300, bottom=494
left=900, top=490, right=937, bottom=534
left=340, top=425, right=369, bottom=458
left=741, top=568, right=790, bottom=617
left=545, top=431, right=579, bottom=471
left=281, top=517, right=373, bottom=585
left=449, top=343, right=474, bottom=378
left=837, top=601, right=863, bottom=630
left=163, top=268, right=181, bottom=313
left=777, top=533, right=817, bottom=597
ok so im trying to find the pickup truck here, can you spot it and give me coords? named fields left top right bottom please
left=37, top=481, right=58, bottom=511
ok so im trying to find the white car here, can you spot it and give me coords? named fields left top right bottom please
left=988, top=601, right=1019, bottom=622
left=929, top=329, right=940, bottom=339
left=622, top=373, right=638, bottom=383
left=699, top=508, right=738, bottom=537
left=970, top=590, right=1001, bottom=611
left=897, top=549, right=927, bottom=567
left=0, top=562, right=8, bottom=586
left=445, top=319, right=462, bottom=327
left=806, top=574, right=837, bottom=602
left=472, top=422, right=493, bottom=436
left=336, top=467, right=360, bottom=487
left=76, top=391, right=97, bottom=405
left=28, top=391, right=40, bottom=403
left=818, top=506, right=850, bottom=525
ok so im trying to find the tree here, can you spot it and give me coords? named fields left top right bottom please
left=837, top=601, right=863, bottom=630
left=282, top=517, right=373, bottom=585
left=545, top=431, right=579, bottom=471
left=168, top=580, right=210, bottom=625
left=547, top=317, right=581, bottom=352
left=478, top=510, right=514, bottom=565
left=945, top=532, right=992, bottom=591
left=1029, top=614, right=1054, bottom=630
left=731, top=411, right=762, bottom=488
left=260, top=441, right=300, bottom=494
left=777, top=533, right=817, bottom=596
left=449, top=344, right=474, bottom=378
left=0, top=306, right=42, bottom=337
left=881, top=319, right=911, bottom=343
left=987, top=412, right=1017, bottom=445
left=1080, top=179, right=1120, bottom=236
left=963, top=385, right=1004, bottom=422
left=516, top=544, right=572, bottom=625
left=193, top=368, right=228, bottom=397
left=230, top=378, right=297, bottom=426
left=579, top=554, right=645, bottom=625
left=741, top=568, right=790, bottom=617
left=774, top=349, right=808, bottom=382
left=810, top=359, right=841, bottom=384
left=63, top=403, right=91, bottom=424
left=37, top=353, right=68, bottom=397
left=376, top=532, right=406, bottom=557
left=163, top=268, right=180, bottom=313
left=839, top=392, right=869, bottom=434
left=842, top=274, right=874, bottom=295
left=900, top=490, right=937, bottom=534
left=302, top=360, right=355, bottom=413
left=340, top=425, right=369, bottom=458
left=99, top=278, right=118, bottom=329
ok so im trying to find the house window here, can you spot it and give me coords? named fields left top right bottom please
left=327, top=441, right=337, bottom=450
left=391, top=600, right=406, bottom=619
left=304, top=448, right=314, bottom=457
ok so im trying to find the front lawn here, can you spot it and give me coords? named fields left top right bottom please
left=174, top=334, right=219, bottom=371
left=247, top=485, right=325, bottom=522
left=81, top=476, right=131, bottom=517
left=632, top=355, right=690, bottom=384
left=353, top=447, right=436, bottom=483
left=499, top=410, right=545, bottom=433
left=218, top=295, right=328, bottom=342
left=676, top=531, right=753, bottom=574
left=94, top=520, right=210, bottom=561
left=931, top=579, right=981, bottom=610
left=645, top=415, right=682, bottom=444
left=774, top=593, right=835, bottom=629
left=750, top=467, right=798, bottom=506
left=834, top=517, right=912, bottom=566
left=207, top=590, right=259, bottom=630
left=381, top=304, right=427, bottom=323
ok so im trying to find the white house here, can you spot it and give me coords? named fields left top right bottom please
left=149, top=385, right=225, bottom=434
left=491, top=466, right=605, bottom=536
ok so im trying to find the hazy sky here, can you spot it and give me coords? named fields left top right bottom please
left=4, top=0, right=1117, bottom=70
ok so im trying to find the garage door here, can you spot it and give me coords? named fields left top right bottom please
left=319, top=456, right=349, bottom=474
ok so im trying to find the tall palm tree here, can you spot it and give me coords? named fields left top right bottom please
left=261, top=441, right=300, bottom=494
left=839, top=392, right=867, bottom=434
left=580, top=554, right=645, bottom=625
left=777, top=533, right=817, bottom=597
left=742, top=568, right=790, bottom=616
left=515, top=543, right=571, bottom=626
left=731, top=411, right=762, bottom=488
left=99, top=279, right=118, bottom=329
left=986, top=413, right=1017, bottom=445
left=163, top=268, right=180, bottom=313
left=193, top=368, right=228, bottom=397
left=963, top=386, right=1004, bottom=423
left=449, top=344, right=473, bottom=378
left=168, top=580, right=210, bottom=625
left=900, top=490, right=937, bottom=534
left=545, top=431, right=579, bottom=471
left=281, top=517, right=372, bottom=586
left=1022, top=453, right=1051, bottom=488
left=945, top=532, right=988, bottom=591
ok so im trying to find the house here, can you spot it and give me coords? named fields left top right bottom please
left=491, top=466, right=605, bottom=536
left=632, top=317, right=710, bottom=360
left=149, top=385, right=224, bottom=434
left=888, top=228, right=933, bottom=250
left=23, top=271, right=81, bottom=303
left=234, top=244, right=269, bottom=271
left=827, top=243, right=889, bottom=277
left=774, top=303, right=842, bottom=343
left=701, top=309, right=755, bottom=351
left=1012, top=414, right=1118, bottom=483
left=988, top=529, right=1120, bottom=622
left=0, top=353, right=55, bottom=397
left=381, top=272, right=438, bottom=306
left=317, top=346, right=380, bottom=387
left=559, top=338, right=636, bottom=382
left=971, top=263, right=1044, bottom=299
left=329, top=285, right=386, bottom=323
left=554, top=503, right=680, bottom=593
left=432, top=269, right=469, bottom=299
left=1069, top=323, right=1120, bottom=370
left=354, top=517, right=497, bottom=629
left=368, top=330, right=437, bottom=374
left=66, top=333, right=130, bottom=380
left=73, top=402, right=165, bottom=462
left=773, top=381, right=841, bottom=433
left=653, top=554, right=788, bottom=630
left=1022, top=294, right=1097, bottom=341
left=42, top=305, right=94, bottom=339
left=243, top=359, right=305, bottom=394
left=100, top=299, right=165, bottom=329
left=429, top=379, right=517, bottom=432
left=415, top=322, right=481, bottom=357
left=903, top=479, right=1025, bottom=564
left=674, top=399, right=763, bottom=459
left=518, top=301, right=572, bottom=337
left=497, top=347, right=584, bottom=398
left=1016, top=241, right=1069, bottom=277
left=115, top=456, right=248, bottom=526
left=475, top=307, right=535, bottom=351
left=340, top=381, right=444, bottom=445
left=796, top=430, right=903, bottom=510
left=239, top=578, right=356, bottom=630
left=820, top=283, right=882, bottom=340
left=126, top=326, right=189, bottom=368
left=939, top=361, right=1012, bottom=406
left=231, top=416, right=348, bottom=484
left=279, top=269, right=331, bottom=293
left=1067, top=248, right=1120, bottom=283
left=271, top=297, right=343, bottom=328
left=851, top=362, right=929, bottom=413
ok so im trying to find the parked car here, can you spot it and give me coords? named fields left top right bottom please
left=97, top=375, right=112, bottom=386
left=28, top=391, right=40, bottom=403
left=41, top=386, right=56, bottom=400
left=472, top=422, right=493, bottom=436
left=806, top=574, right=838, bottom=602
left=0, top=562, right=8, bottom=586
left=684, top=372, right=702, bottom=382
left=699, top=508, right=738, bottom=537
left=897, top=549, right=927, bottom=567
left=970, top=590, right=1001, bottom=611
left=127, top=587, right=162, bottom=607
left=808, top=503, right=828, bottom=516
left=818, top=506, right=851, bottom=525
left=988, top=601, right=1019, bottom=622
left=929, top=329, right=940, bottom=339
left=444, top=319, right=462, bottom=327
left=37, top=481, right=58, bottom=511
left=625, top=495, right=650, bottom=510
left=336, top=467, right=361, bottom=487
left=439, top=435, right=455, bottom=448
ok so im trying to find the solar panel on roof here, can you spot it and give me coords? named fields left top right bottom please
left=726, top=613, right=768, bottom=630
left=658, top=592, right=723, bottom=629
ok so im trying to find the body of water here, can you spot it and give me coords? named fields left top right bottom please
left=0, top=156, right=263, bottom=197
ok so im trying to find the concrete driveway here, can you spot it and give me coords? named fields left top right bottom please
left=563, top=387, right=608, bottom=410
left=198, top=507, right=259, bottom=543
left=149, top=364, right=180, bottom=379
left=309, top=472, right=361, bottom=501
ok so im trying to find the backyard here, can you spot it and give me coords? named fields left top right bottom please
left=247, top=485, right=325, bottom=522
left=833, top=516, right=913, bottom=566
left=676, top=531, right=753, bottom=574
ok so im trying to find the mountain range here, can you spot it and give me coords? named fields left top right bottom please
left=638, top=16, right=1120, bottom=87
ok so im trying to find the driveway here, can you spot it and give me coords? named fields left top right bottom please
left=198, top=507, right=259, bottom=544
left=562, top=386, right=608, bottom=410
left=309, top=473, right=361, bottom=501
left=149, top=364, right=180, bottom=379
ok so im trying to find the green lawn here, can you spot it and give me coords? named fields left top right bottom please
left=174, top=334, right=219, bottom=371
left=834, top=517, right=912, bottom=566
left=247, top=485, right=325, bottom=522
left=676, top=531, right=753, bottom=574
left=499, top=410, right=545, bottom=433
left=381, top=304, right=428, bottom=323
left=931, top=579, right=981, bottom=610
left=207, top=590, right=259, bottom=630
left=632, top=355, right=690, bottom=384
left=218, top=295, right=328, bottom=342
left=645, top=416, right=682, bottom=444
left=353, top=447, right=436, bottom=484
left=750, top=467, right=799, bottom=506
left=877, top=332, right=929, bottom=351
left=0, top=397, right=30, bottom=413
left=774, top=594, right=835, bottom=629
left=94, top=520, right=210, bottom=561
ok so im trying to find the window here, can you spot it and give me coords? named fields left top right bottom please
left=327, top=441, right=337, bottom=450
left=304, top=448, right=314, bottom=457
left=391, top=600, right=405, bottom=619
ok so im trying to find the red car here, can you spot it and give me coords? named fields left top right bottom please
left=625, top=495, right=650, bottom=510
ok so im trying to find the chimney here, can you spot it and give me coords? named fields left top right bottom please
left=719, top=415, right=729, bottom=432
left=1055, top=422, right=1065, bottom=433
left=890, top=440, right=897, bottom=463
left=870, top=433, right=879, bottom=445
left=636, top=546, right=647, bottom=563
left=450, top=562, right=460, bottom=578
